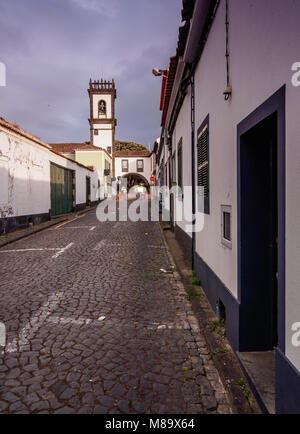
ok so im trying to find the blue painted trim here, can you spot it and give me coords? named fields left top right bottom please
left=276, top=348, right=300, bottom=414
left=194, top=251, right=240, bottom=351
left=237, top=85, right=286, bottom=353
left=0, top=212, right=50, bottom=235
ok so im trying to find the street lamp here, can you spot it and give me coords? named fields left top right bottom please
left=152, top=68, right=168, bottom=78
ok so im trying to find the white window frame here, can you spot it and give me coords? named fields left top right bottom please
left=221, top=205, right=232, bottom=249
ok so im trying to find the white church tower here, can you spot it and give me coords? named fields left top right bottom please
left=88, top=79, right=117, bottom=157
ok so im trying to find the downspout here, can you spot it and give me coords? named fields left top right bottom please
left=224, top=0, right=232, bottom=100
left=190, top=73, right=196, bottom=269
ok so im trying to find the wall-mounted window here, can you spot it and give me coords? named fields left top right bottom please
left=107, top=146, right=112, bottom=154
left=137, top=159, right=144, bottom=172
left=105, top=160, right=111, bottom=171
left=221, top=205, right=232, bottom=249
left=197, top=115, right=209, bottom=213
left=98, top=100, right=106, bottom=117
left=122, top=160, right=128, bottom=172
left=94, top=129, right=99, bottom=135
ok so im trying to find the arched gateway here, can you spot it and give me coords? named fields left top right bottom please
left=121, top=172, right=150, bottom=193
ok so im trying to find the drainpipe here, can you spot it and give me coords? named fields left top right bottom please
left=190, top=73, right=196, bottom=269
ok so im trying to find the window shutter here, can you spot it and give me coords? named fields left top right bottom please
left=177, top=139, right=183, bottom=191
left=197, top=124, right=209, bottom=213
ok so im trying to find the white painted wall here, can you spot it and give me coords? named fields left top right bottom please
left=93, top=124, right=113, bottom=152
left=172, top=87, right=192, bottom=238
left=170, top=0, right=300, bottom=370
left=115, top=156, right=152, bottom=184
left=0, top=124, right=99, bottom=218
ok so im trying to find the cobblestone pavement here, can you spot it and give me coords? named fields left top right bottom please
left=0, top=204, right=232, bottom=414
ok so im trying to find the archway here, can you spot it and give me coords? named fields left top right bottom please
left=120, top=172, right=150, bottom=193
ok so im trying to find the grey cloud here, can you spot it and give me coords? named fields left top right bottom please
left=0, top=0, right=182, bottom=146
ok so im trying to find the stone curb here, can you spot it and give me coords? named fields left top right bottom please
left=158, top=224, right=233, bottom=414
left=160, top=225, right=261, bottom=414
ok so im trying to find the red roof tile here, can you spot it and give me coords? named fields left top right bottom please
left=161, top=56, right=178, bottom=127
left=49, top=142, right=100, bottom=153
left=114, top=150, right=151, bottom=158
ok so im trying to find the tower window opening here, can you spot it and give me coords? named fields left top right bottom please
left=98, top=100, right=106, bottom=117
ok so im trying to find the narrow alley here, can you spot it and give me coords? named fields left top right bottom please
left=0, top=204, right=230, bottom=414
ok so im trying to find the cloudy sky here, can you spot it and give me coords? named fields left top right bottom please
left=0, top=0, right=182, bottom=148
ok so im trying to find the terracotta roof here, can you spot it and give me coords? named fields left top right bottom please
left=159, top=0, right=195, bottom=127
left=161, top=56, right=178, bottom=127
left=0, top=117, right=50, bottom=148
left=177, top=20, right=191, bottom=57
left=114, top=150, right=151, bottom=158
left=159, top=69, right=169, bottom=111
left=181, top=0, right=195, bottom=22
left=0, top=118, right=94, bottom=172
left=49, top=142, right=100, bottom=153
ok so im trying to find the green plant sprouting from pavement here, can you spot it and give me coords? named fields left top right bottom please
left=210, top=319, right=225, bottom=332
left=237, top=378, right=253, bottom=404
left=209, top=348, right=228, bottom=359
left=185, top=285, right=202, bottom=301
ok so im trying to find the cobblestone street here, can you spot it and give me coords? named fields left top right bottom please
left=0, top=205, right=231, bottom=414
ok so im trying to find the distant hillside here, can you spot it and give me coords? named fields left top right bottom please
left=83, top=140, right=148, bottom=152
left=114, top=140, right=148, bottom=152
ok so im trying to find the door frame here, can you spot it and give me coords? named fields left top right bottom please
left=86, top=176, right=91, bottom=206
left=50, top=162, right=74, bottom=216
left=237, top=86, right=286, bottom=352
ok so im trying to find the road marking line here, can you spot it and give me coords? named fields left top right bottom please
left=48, top=316, right=87, bottom=326
left=0, top=322, right=6, bottom=347
left=93, top=239, right=106, bottom=250
left=147, top=245, right=167, bottom=249
left=0, top=248, right=61, bottom=253
left=47, top=316, right=105, bottom=326
left=93, top=240, right=122, bottom=250
left=5, top=292, right=64, bottom=353
left=55, top=214, right=86, bottom=229
left=52, top=242, right=74, bottom=259
left=51, top=226, right=95, bottom=230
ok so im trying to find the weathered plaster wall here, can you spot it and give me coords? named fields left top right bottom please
left=0, top=125, right=99, bottom=222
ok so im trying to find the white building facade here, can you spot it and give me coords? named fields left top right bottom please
left=114, top=151, right=154, bottom=192
left=0, top=118, right=100, bottom=234
left=157, top=0, right=300, bottom=414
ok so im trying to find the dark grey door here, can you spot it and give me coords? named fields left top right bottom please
left=239, top=112, right=278, bottom=351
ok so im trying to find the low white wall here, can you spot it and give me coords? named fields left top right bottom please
left=172, top=87, right=192, bottom=238
left=0, top=123, right=98, bottom=218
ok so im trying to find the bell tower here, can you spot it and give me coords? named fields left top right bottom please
left=88, top=78, right=117, bottom=156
